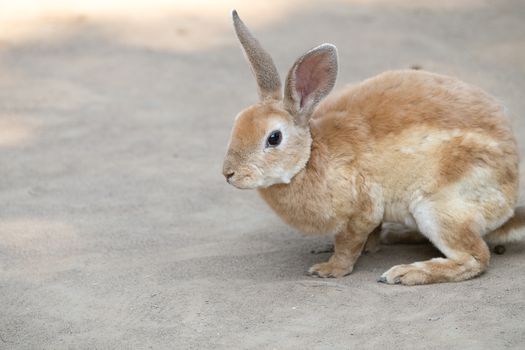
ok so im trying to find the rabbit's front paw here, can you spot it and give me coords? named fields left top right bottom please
left=378, top=264, right=428, bottom=285
left=307, top=261, right=353, bottom=278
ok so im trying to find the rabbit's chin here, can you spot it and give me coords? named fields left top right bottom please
left=228, top=181, right=258, bottom=190
left=228, top=173, right=292, bottom=190
left=227, top=175, right=261, bottom=190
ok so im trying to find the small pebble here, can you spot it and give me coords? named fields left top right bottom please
left=494, top=245, right=506, bottom=255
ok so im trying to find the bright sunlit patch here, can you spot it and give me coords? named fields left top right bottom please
left=0, top=219, right=76, bottom=247
left=0, top=0, right=305, bottom=52
left=0, top=119, right=34, bottom=148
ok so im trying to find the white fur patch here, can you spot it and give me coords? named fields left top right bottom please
left=399, top=147, right=415, bottom=154
left=383, top=201, right=417, bottom=229
left=448, top=166, right=512, bottom=235
left=500, top=228, right=525, bottom=242
left=486, top=227, right=525, bottom=244
left=411, top=198, right=460, bottom=259
left=395, top=128, right=500, bottom=154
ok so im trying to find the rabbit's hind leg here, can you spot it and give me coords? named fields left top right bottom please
left=379, top=199, right=490, bottom=285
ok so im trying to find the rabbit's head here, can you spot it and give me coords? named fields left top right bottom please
left=223, top=10, right=338, bottom=189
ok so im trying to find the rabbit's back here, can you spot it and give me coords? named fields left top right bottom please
left=311, top=69, right=519, bottom=229
left=315, top=70, right=513, bottom=142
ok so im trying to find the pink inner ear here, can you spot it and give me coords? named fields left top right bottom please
left=295, top=53, right=330, bottom=108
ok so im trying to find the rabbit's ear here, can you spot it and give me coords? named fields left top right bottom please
left=232, top=10, right=282, bottom=101
left=284, top=44, right=338, bottom=123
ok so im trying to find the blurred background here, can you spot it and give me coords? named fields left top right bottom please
left=1, top=1, right=524, bottom=349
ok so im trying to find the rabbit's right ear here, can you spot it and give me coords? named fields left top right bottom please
left=284, top=44, right=338, bottom=124
left=232, top=10, right=282, bottom=101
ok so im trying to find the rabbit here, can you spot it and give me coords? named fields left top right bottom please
left=222, top=10, right=525, bottom=285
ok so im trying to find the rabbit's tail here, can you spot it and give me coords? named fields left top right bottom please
left=485, top=206, right=525, bottom=244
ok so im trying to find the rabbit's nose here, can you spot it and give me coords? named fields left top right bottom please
left=225, top=172, right=235, bottom=182
left=222, top=159, right=236, bottom=182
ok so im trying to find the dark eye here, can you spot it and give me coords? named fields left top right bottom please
left=266, top=130, right=282, bottom=147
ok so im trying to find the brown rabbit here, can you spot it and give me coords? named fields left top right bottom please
left=222, top=10, right=524, bottom=285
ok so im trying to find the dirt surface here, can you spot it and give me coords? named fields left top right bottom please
left=1, top=1, right=524, bottom=349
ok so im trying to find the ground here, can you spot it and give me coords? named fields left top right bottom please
left=1, top=0, right=524, bottom=349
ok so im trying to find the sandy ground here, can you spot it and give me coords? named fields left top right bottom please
left=1, top=0, right=524, bottom=349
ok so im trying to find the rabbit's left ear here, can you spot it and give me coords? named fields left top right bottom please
left=232, top=10, right=282, bottom=101
left=284, top=44, right=338, bottom=124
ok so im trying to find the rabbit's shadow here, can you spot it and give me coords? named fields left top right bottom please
left=166, top=229, right=471, bottom=283
left=167, top=227, right=525, bottom=283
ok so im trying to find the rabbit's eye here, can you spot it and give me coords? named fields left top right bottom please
left=266, top=130, right=282, bottom=147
